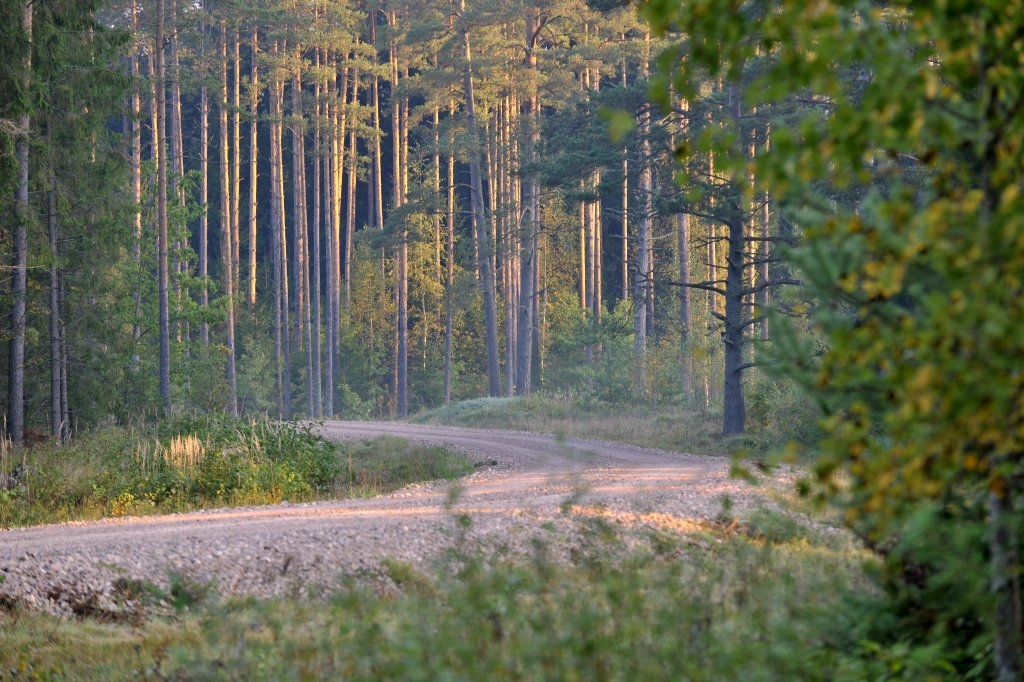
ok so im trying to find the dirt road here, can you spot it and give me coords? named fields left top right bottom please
left=0, top=422, right=757, bottom=617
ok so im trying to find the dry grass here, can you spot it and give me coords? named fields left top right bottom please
left=163, top=434, right=206, bottom=470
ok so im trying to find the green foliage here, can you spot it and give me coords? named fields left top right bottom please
left=644, top=0, right=1024, bottom=675
left=744, top=375, right=821, bottom=455
left=542, top=294, right=635, bottom=404
left=0, top=420, right=476, bottom=528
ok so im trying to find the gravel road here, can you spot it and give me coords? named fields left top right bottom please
left=0, top=421, right=765, bottom=618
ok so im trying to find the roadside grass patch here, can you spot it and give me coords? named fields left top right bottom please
left=341, top=436, right=474, bottom=497
left=413, top=394, right=738, bottom=456
left=0, top=417, right=471, bottom=528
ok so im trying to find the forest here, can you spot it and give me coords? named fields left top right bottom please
left=0, top=0, right=796, bottom=438
left=2, top=0, right=1023, bottom=678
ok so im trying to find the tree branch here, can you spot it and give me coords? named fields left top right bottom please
left=740, top=277, right=801, bottom=297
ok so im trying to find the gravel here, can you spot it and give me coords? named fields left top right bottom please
left=0, top=421, right=775, bottom=618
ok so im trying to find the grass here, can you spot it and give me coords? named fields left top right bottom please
left=414, top=394, right=735, bottom=455
left=341, top=435, right=475, bottom=497
left=0, top=415, right=473, bottom=529
left=0, top=511, right=876, bottom=681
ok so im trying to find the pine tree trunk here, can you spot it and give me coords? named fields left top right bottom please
left=389, top=23, right=409, bottom=418
left=248, top=27, right=260, bottom=308
left=461, top=5, right=502, bottom=397
left=220, top=22, right=238, bottom=417
left=444, top=102, right=456, bottom=404
left=633, top=32, right=652, bottom=398
left=48, top=135, right=62, bottom=439
left=291, top=66, right=313, bottom=419
left=130, top=0, right=144, bottom=361
left=344, top=68, right=359, bottom=307
left=156, top=0, right=172, bottom=409
left=199, top=41, right=210, bottom=347
left=168, top=0, right=186, bottom=345
left=678, top=212, right=693, bottom=401
left=270, top=50, right=287, bottom=418
left=722, top=214, right=745, bottom=435
left=721, top=84, right=746, bottom=436
left=232, top=28, right=242, bottom=306
left=312, top=49, right=324, bottom=418
left=516, top=16, right=541, bottom=397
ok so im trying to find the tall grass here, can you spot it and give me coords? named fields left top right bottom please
left=0, top=415, right=472, bottom=528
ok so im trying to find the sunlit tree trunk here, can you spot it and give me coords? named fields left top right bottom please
left=199, top=11, right=210, bottom=347
left=620, top=58, right=629, bottom=301
left=633, top=32, right=652, bottom=397
left=231, top=27, right=242, bottom=307
left=461, top=0, right=502, bottom=396
left=271, top=43, right=291, bottom=418
left=444, top=101, right=456, bottom=404
left=516, top=13, right=542, bottom=396
left=220, top=21, right=238, bottom=417
left=291, top=65, right=313, bottom=419
left=248, top=27, right=260, bottom=308
left=156, top=0, right=172, bottom=409
left=389, top=18, right=409, bottom=417
left=130, top=0, right=145, bottom=358
left=312, top=47, right=324, bottom=418
left=344, top=67, right=360, bottom=307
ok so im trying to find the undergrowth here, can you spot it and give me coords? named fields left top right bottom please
left=0, top=415, right=471, bottom=528
left=414, top=394, right=736, bottom=456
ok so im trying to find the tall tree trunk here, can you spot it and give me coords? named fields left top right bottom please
left=633, top=32, right=652, bottom=398
left=721, top=83, right=746, bottom=436
left=156, top=0, right=172, bottom=409
left=444, top=101, right=456, bottom=404
left=324, top=51, right=339, bottom=417
left=168, top=0, right=185, bottom=344
left=621, top=58, right=629, bottom=301
left=721, top=214, right=745, bottom=434
left=344, top=67, right=360, bottom=307
left=369, top=14, right=384, bottom=235
left=516, top=14, right=541, bottom=396
left=312, top=48, right=324, bottom=418
left=48, top=132, right=62, bottom=440
left=130, top=0, right=144, bottom=361
left=270, top=47, right=289, bottom=418
left=678, top=213, right=694, bottom=401
left=248, top=27, right=260, bottom=308
left=232, top=27, right=242, bottom=307
left=291, top=65, right=313, bottom=419
left=220, top=22, right=238, bottom=416
left=199, top=24, right=210, bottom=347
left=675, top=96, right=694, bottom=402
left=389, top=20, right=409, bottom=418
left=461, top=1, right=501, bottom=397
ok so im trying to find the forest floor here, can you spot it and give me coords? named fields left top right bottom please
left=0, top=421, right=789, bottom=618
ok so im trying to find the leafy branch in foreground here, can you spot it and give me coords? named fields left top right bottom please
left=643, top=0, right=1024, bottom=677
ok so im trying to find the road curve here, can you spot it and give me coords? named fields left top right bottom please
left=0, top=421, right=754, bottom=617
